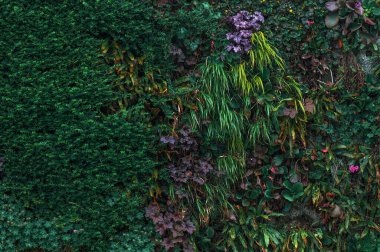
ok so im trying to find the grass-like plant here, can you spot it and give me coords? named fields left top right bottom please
left=190, top=32, right=307, bottom=222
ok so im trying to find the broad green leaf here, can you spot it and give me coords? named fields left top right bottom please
left=282, top=191, right=294, bottom=202
left=373, top=7, right=380, bottom=16
left=206, top=227, right=215, bottom=238
left=325, top=13, right=340, bottom=28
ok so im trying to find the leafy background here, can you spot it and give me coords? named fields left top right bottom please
left=0, top=0, right=379, bottom=251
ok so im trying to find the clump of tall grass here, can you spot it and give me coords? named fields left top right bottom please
left=191, top=31, right=307, bottom=215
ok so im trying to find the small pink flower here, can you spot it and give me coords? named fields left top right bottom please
left=270, top=166, right=278, bottom=174
left=210, top=40, right=215, bottom=51
left=322, top=148, right=328, bottom=153
left=240, top=182, right=248, bottom=190
left=307, top=20, right=314, bottom=26
left=349, top=165, right=360, bottom=174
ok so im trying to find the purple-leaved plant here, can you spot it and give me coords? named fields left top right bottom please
left=160, top=127, right=214, bottom=186
left=152, top=127, right=215, bottom=251
left=226, top=10, right=264, bottom=53
left=146, top=203, right=195, bottom=251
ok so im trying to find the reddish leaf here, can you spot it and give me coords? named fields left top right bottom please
left=298, top=64, right=307, bottom=71
left=301, top=54, right=313, bottom=59
left=338, top=39, right=343, bottom=48
left=364, top=16, right=376, bottom=25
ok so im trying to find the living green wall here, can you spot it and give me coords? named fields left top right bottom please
left=0, top=0, right=379, bottom=251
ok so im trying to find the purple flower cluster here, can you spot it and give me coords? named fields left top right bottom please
left=226, top=10, right=264, bottom=53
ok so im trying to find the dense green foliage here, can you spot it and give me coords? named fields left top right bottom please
left=0, top=0, right=379, bottom=251
left=0, top=1, right=156, bottom=251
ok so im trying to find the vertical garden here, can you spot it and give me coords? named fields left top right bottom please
left=0, top=0, right=379, bottom=251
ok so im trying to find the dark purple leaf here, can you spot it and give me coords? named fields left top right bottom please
left=171, top=212, right=183, bottom=222
left=172, top=229, right=184, bottom=238
left=162, top=238, right=175, bottom=250
left=160, top=136, right=176, bottom=144
left=182, top=220, right=196, bottom=234
left=198, top=160, right=213, bottom=174
left=156, top=224, right=167, bottom=235
left=192, top=176, right=205, bottom=185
